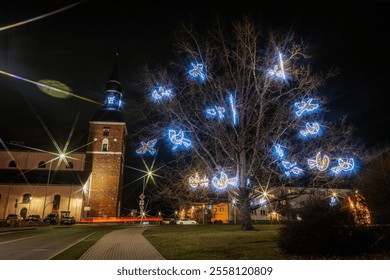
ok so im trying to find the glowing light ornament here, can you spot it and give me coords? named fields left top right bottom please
left=151, top=86, right=173, bottom=102
left=189, top=172, right=209, bottom=188
left=206, top=106, right=226, bottom=120
left=294, top=98, right=319, bottom=117
left=168, top=129, right=192, bottom=150
left=211, top=172, right=238, bottom=190
left=308, top=152, right=330, bottom=171
left=331, top=158, right=355, bottom=174
left=282, top=161, right=296, bottom=170
left=300, top=122, right=320, bottom=137
left=189, top=62, right=206, bottom=81
left=267, top=52, right=286, bottom=80
left=281, top=161, right=303, bottom=176
left=136, top=139, right=158, bottom=156
left=285, top=166, right=304, bottom=177
left=329, top=196, right=337, bottom=207
left=228, top=94, right=238, bottom=126
left=274, top=144, right=285, bottom=159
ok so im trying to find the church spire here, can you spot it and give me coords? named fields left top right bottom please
left=104, top=53, right=123, bottom=110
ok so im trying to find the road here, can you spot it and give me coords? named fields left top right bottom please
left=0, top=225, right=97, bottom=260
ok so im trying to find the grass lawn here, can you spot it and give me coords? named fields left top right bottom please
left=143, top=223, right=284, bottom=260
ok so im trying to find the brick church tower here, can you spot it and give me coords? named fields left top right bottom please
left=86, top=56, right=127, bottom=218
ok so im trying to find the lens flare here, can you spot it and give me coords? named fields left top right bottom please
left=0, top=70, right=102, bottom=105
left=0, top=2, right=84, bottom=32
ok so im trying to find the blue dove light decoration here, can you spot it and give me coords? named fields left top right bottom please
left=331, top=158, right=355, bottom=174
left=206, top=106, right=226, bottom=120
left=308, top=152, right=330, bottom=172
left=168, top=129, right=192, bottom=151
left=136, top=139, right=158, bottom=156
left=151, top=86, right=173, bottom=102
left=211, top=172, right=238, bottom=190
left=294, top=98, right=319, bottom=117
left=300, top=122, right=320, bottom=137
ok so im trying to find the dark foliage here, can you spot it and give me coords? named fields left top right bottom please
left=279, top=201, right=390, bottom=257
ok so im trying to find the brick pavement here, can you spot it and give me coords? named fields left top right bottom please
left=79, top=226, right=165, bottom=260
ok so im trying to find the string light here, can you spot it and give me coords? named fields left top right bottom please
left=300, top=122, right=320, bottom=137
left=273, top=144, right=285, bottom=159
left=136, top=139, right=158, bottom=156
left=150, top=86, right=173, bottom=102
left=206, top=106, right=226, bottom=120
left=308, top=152, right=330, bottom=171
left=189, top=62, right=206, bottom=81
left=168, top=129, right=192, bottom=151
left=211, top=172, right=238, bottom=190
left=189, top=172, right=209, bottom=188
left=267, top=52, right=286, bottom=80
left=285, top=166, right=303, bottom=176
left=281, top=161, right=303, bottom=176
left=331, top=158, right=355, bottom=174
left=228, top=94, right=238, bottom=126
left=282, top=160, right=296, bottom=170
left=294, top=98, right=319, bottom=117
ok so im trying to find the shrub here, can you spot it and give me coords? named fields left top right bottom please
left=279, top=200, right=388, bottom=257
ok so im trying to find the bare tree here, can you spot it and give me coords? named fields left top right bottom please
left=137, top=17, right=360, bottom=230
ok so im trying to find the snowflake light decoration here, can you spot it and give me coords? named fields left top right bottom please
left=206, top=106, right=226, bottom=120
left=136, top=139, right=158, bottom=156
left=168, top=129, right=192, bottom=151
left=211, top=172, right=238, bottom=190
left=189, top=62, right=206, bottom=81
left=300, top=122, right=320, bottom=137
left=331, top=158, right=355, bottom=174
left=308, top=152, right=330, bottom=171
left=151, top=86, right=173, bottom=102
left=294, top=98, right=319, bottom=117
left=189, top=172, right=209, bottom=188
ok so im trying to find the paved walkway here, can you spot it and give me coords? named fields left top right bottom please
left=79, top=226, right=165, bottom=260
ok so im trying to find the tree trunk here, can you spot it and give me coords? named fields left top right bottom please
left=240, top=199, right=254, bottom=231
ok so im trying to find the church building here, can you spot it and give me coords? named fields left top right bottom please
left=0, top=61, right=127, bottom=222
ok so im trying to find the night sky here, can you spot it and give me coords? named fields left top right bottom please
left=1, top=0, right=390, bottom=149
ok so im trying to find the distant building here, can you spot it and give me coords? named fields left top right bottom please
left=177, top=186, right=353, bottom=223
left=0, top=60, right=127, bottom=221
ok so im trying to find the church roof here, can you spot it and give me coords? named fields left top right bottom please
left=91, top=54, right=125, bottom=122
left=0, top=169, right=91, bottom=185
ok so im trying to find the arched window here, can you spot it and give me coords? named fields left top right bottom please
left=22, top=193, right=32, bottom=203
left=102, top=138, right=109, bottom=151
left=38, top=161, right=46, bottom=168
left=8, top=160, right=17, bottom=168
left=53, top=194, right=61, bottom=210
left=65, top=161, right=74, bottom=169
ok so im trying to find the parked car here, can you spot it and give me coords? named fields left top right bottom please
left=161, top=218, right=176, bottom=225
left=6, top=214, right=23, bottom=223
left=60, top=216, right=76, bottom=225
left=25, top=215, right=42, bottom=222
left=43, top=213, right=59, bottom=224
left=176, top=218, right=197, bottom=225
